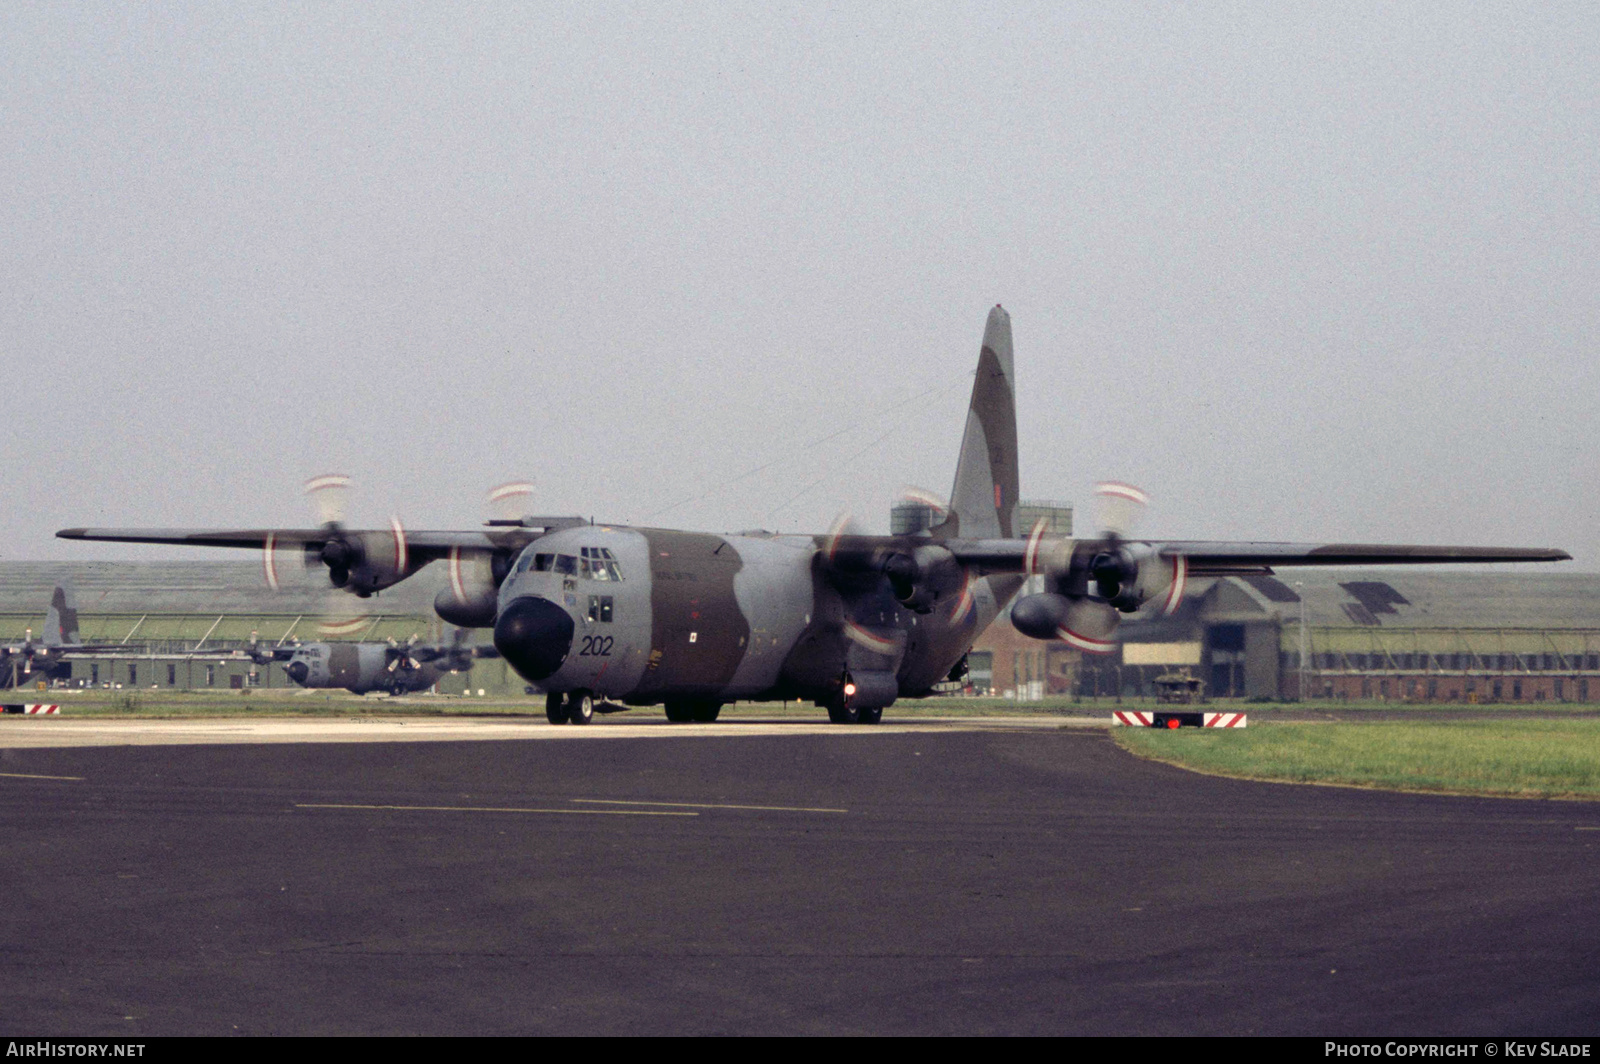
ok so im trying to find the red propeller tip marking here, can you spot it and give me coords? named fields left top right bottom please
left=1058, top=627, right=1116, bottom=654
left=262, top=532, right=279, bottom=591
left=390, top=516, right=408, bottom=573
left=488, top=482, right=535, bottom=503
left=1095, top=482, right=1149, bottom=505
left=304, top=474, right=352, bottom=493
left=1024, top=518, right=1049, bottom=575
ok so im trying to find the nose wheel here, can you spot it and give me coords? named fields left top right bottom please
left=568, top=691, right=594, bottom=725
left=545, top=690, right=595, bottom=725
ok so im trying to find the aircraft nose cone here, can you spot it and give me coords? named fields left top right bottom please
left=286, top=661, right=309, bottom=684
left=494, top=596, right=575, bottom=682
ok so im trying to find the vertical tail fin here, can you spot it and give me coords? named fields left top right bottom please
left=43, top=583, right=79, bottom=647
left=937, top=304, right=1019, bottom=539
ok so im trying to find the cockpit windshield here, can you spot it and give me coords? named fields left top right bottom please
left=514, top=546, right=621, bottom=580
left=580, top=546, right=623, bottom=581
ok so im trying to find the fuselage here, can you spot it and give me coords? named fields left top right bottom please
left=492, top=524, right=1019, bottom=709
left=284, top=642, right=443, bottom=695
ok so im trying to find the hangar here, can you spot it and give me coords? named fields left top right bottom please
left=973, top=569, right=1600, bottom=703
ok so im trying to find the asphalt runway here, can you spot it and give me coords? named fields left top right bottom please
left=0, top=721, right=1595, bottom=1035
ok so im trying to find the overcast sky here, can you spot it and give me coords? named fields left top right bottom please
left=3, top=2, right=1595, bottom=570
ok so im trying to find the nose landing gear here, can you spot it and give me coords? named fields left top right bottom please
left=825, top=671, right=887, bottom=724
left=545, top=690, right=595, bottom=725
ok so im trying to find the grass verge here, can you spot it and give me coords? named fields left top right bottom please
left=1114, top=719, right=1600, bottom=800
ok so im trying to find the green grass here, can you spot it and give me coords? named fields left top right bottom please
left=1115, top=719, right=1600, bottom=800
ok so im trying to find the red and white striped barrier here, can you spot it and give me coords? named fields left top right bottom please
left=1113, top=710, right=1246, bottom=728
left=2, top=704, right=60, bottom=715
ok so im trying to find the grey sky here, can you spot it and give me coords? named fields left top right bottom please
left=3, top=3, right=1595, bottom=569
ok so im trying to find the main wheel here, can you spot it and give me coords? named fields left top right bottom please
left=545, top=693, right=569, bottom=725
left=664, top=701, right=695, bottom=723
left=826, top=703, right=860, bottom=724
left=857, top=706, right=883, bottom=725
left=568, top=691, right=594, bottom=725
left=690, top=702, right=722, bottom=723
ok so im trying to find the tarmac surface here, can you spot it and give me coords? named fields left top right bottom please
left=0, top=717, right=1595, bottom=1035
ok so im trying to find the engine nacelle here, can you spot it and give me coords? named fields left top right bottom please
left=314, top=522, right=417, bottom=596
left=1010, top=592, right=1121, bottom=652
left=1011, top=544, right=1188, bottom=651
left=882, top=544, right=963, bottom=614
left=1010, top=592, right=1072, bottom=639
left=1112, top=545, right=1188, bottom=616
left=432, top=548, right=506, bottom=628
left=1043, top=541, right=1188, bottom=617
left=434, top=585, right=497, bottom=628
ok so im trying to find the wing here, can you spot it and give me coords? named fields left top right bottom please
left=942, top=538, right=1570, bottom=575
left=1153, top=541, right=1572, bottom=576
left=55, top=527, right=537, bottom=552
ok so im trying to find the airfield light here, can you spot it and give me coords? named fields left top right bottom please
left=1166, top=719, right=1180, bottom=730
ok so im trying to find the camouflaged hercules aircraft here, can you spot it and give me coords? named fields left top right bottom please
left=241, top=629, right=497, bottom=696
left=1, top=583, right=125, bottom=689
left=60, top=306, right=1569, bottom=724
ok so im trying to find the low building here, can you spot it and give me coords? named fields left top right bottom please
left=976, top=569, right=1600, bottom=703
left=0, top=561, right=520, bottom=696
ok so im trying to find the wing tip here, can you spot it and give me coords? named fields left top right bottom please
left=55, top=529, right=86, bottom=539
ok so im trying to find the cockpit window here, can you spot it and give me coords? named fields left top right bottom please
left=579, top=546, right=624, bottom=581
left=554, top=554, right=578, bottom=576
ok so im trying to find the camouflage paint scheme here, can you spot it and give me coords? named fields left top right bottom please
left=493, top=306, right=1029, bottom=718
left=281, top=642, right=447, bottom=696
left=1, top=583, right=125, bottom=688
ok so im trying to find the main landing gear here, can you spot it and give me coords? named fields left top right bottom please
left=825, top=699, right=883, bottom=725
left=663, top=700, right=722, bottom=723
left=545, top=690, right=595, bottom=725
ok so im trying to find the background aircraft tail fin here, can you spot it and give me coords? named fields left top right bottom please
left=935, top=304, right=1019, bottom=539
left=43, top=583, right=79, bottom=647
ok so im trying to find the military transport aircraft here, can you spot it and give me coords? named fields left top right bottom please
left=59, top=306, right=1569, bottom=723
left=1, top=584, right=125, bottom=689
left=243, top=630, right=498, bottom=696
